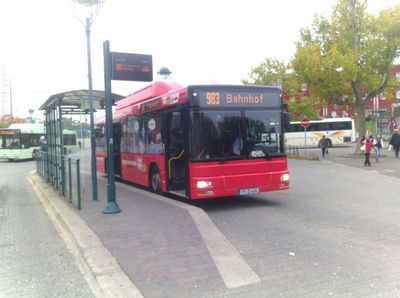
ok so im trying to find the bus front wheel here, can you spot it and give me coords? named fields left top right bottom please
left=327, top=139, right=333, bottom=148
left=32, top=150, right=37, bottom=160
left=149, top=166, right=162, bottom=194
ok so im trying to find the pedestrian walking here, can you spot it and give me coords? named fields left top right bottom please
left=373, top=135, right=383, bottom=162
left=389, top=129, right=400, bottom=158
left=362, top=136, right=374, bottom=167
left=318, top=135, right=329, bottom=158
left=39, top=136, right=47, bottom=152
left=360, top=136, right=366, bottom=155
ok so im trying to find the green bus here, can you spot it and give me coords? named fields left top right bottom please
left=0, top=123, right=77, bottom=161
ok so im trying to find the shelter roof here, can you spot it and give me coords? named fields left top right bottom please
left=39, top=90, right=124, bottom=114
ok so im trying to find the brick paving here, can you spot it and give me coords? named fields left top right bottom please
left=78, top=178, right=225, bottom=297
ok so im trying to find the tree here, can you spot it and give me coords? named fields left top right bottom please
left=242, top=58, right=322, bottom=120
left=292, top=0, right=400, bottom=143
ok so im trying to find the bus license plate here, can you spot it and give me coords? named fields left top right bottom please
left=238, top=187, right=260, bottom=195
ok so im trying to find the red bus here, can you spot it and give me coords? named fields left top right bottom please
left=95, top=81, right=290, bottom=199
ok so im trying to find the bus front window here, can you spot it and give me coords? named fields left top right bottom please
left=3, top=135, right=21, bottom=149
left=190, top=110, right=283, bottom=161
left=244, top=111, right=282, bottom=157
left=190, top=111, right=241, bottom=161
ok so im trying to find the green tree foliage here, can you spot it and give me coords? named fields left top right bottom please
left=242, top=58, right=321, bottom=120
left=292, top=0, right=400, bottom=141
left=242, top=58, right=287, bottom=86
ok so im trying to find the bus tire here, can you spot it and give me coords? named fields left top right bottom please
left=32, top=150, right=37, bottom=160
left=326, top=139, right=333, bottom=148
left=149, top=166, right=162, bottom=194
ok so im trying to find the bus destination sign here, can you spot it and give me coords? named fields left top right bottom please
left=195, top=90, right=280, bottom=108
left=0, top=129, right=19, bottom=135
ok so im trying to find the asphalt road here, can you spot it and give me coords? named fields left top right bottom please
left=0, top=160, right=94, bottom=298
left=192, top=157, right=400, bottom=296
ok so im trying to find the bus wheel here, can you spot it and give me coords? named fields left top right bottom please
left=149, top=166, right=162, bottom=194
left=32, top=150, right=37, bottom=160
left=327, top=139, right=333, bottom=148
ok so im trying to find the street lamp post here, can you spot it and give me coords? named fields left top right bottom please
left=72, top=0, right=105, bottom=201
left=85, top=16, right=97, bottom=201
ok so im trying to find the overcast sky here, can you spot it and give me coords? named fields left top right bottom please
left=0, top=0, right=398, bottom=118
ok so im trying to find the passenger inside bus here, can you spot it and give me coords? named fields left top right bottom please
left=10, top=141, right=19, bottom=149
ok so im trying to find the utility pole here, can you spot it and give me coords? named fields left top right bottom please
left=1, top=66, right=8, bottom=116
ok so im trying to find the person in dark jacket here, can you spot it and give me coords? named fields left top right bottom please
left=39, top=136, right=47, bottom=152
left=373, top=135, right=383, bottom=162
left=389, top=129, right=400, bottom=158
left=318, top=135, right=329, bottom=158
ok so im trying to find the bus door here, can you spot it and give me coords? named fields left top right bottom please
left=113, top=123, right=122, bottom=176
left=165, top=110, right=187, bottom=194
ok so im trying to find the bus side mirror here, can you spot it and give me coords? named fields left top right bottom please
left=283, top=112, right=291, bottom=130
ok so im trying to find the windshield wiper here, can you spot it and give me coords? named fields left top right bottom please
left=219, top=147, right=232, bottom=164
left=260, top=146, right=272, bottom=160
left=250, top=144, right=273, bottom=160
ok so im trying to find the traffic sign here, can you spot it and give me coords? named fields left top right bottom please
left=301, top=118, right=311, bottom=128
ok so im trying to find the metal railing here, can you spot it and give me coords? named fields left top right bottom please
left=66, top=156, right=82, bottom=210
left=286, top=145, right=300, bottom=156
left=36, top=152, right=82, bottom=210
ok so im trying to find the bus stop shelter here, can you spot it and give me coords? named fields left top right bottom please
left=38, top=89, right=123, bottom=199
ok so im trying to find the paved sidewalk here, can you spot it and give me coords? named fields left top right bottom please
left=314, top=145, right=400, bottom=178
left=28, top=171, right=260, bottom=297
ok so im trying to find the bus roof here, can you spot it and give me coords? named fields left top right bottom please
left=8, top=123, right=44, bottom=133
left=116, top=81, right=183, bottom=111
left=291, top=117, right=353, bottom=123
left=6, top=123, right=75, bottom=135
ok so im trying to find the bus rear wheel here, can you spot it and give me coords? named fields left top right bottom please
left=149, top=166, right=162, bottom=194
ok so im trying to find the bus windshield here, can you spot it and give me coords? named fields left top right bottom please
left=190, top=110, right=282, bottom=161
left=0, top=130, right=21, bottom=149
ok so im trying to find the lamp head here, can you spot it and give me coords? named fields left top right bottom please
left=157, top=67, right=172, bottom=80
left=72, top=0, right=100, bottom=7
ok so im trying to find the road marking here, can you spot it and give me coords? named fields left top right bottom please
left=97, top=174, right=261, bottom=289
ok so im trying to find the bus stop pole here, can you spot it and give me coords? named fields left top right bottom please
left=304, top=127, right=307, bottom=158
left=102, top=40, right=120, bottom=214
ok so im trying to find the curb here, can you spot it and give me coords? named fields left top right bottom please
left=27, top=171, right=143, bottom=298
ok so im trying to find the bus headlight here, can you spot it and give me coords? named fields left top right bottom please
left=280, top=173, right=290, bottom=182
left=196, top=181, right=212, bottom=189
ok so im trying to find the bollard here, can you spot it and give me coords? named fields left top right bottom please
left=76, top=159, right=81, bottom=210
left=61, top=156, right=65, bottom=196
left=68, top=158, right=72, bottom=203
